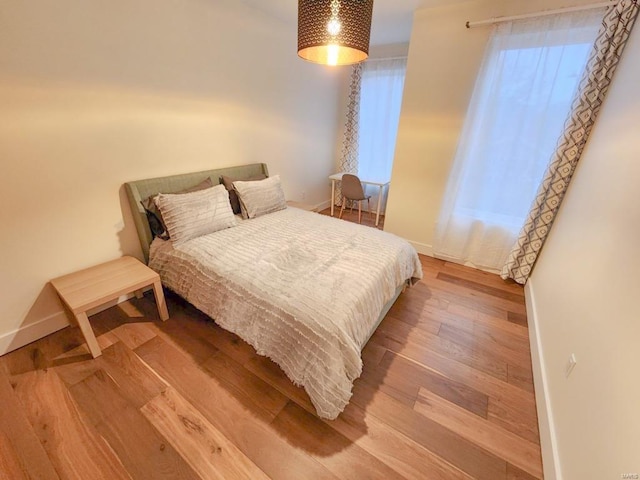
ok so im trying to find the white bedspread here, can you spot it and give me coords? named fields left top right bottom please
left=149, top=207, right=422, bottom=419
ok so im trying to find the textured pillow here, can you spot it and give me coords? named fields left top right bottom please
left=221, top=174, right=267, bottom=215
left=141, top=177, right=214, bottom=238
left=155, top=184, right=237, bottom=245
left=233, top=175, right=287, bottom=219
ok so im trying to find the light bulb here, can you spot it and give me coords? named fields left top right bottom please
left=327, top=44, right=340, bottom=66
left=327, top=19, right=341, bottom=36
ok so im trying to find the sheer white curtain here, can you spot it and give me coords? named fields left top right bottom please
left=357, top=58, right=406, bottom=211
left=433, top=11, right=603, bottom=272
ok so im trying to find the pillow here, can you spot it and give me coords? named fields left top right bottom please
left=154, top=184, right=237, bottom=245
left=221, top=174, right=267, bottom=214
left=140, top=201, right=168, bottom=240
left=141, top=177, right=214, bottom=238
left=233, top=175, right=287, bottom=219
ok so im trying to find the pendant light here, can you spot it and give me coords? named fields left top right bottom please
left=298, top=0, right=374, bottom=66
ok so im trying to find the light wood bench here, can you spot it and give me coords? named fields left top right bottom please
left=51, top=256, right=169, bottom=358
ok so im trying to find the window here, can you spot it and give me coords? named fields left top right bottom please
left=357, top=58, right=406, bottom=183
left=434, top=11, right=603, bottom=271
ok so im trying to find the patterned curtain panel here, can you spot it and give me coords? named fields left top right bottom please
left=336, top=63, right=363, bottom=207
left=501, top=0, right=640, bottom=284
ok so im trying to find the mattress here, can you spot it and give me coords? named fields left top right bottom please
left=149, top=206, right=423, bottom=419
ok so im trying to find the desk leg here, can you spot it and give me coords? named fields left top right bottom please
left=375, top=185, right=383, bottom=227
left=331, top=179, right=336, bottom=217
left=75, top=311, right=102, bottom=358
left=152, top=280, right=169, bottom=321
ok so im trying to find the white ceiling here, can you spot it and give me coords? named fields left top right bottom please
left=238, top=0, right=428, bottom=45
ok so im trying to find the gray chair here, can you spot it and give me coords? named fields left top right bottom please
left=339, top=174, right=372, bottom=224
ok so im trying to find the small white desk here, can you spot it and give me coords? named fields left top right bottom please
left=329, top=172, right=390, bottom=227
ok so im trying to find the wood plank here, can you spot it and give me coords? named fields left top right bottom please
left=246, top=348, right=473, bottom=480
left=97, top=340, right=168, bottom=408
left=141, top=387, right=269, bottom=480
left=0, top=428, right=32, bottom=480
left=358, top=361, right=420, bottom=407
left=111, top=322, right=157, bottom=351
left=272, top=401, right=406, bottom=480
left=436, top=301, right=530, bottom=339
left=367, top=331, right=539, bottom=444
left=507, top=462, right=540, bottom=480
left=202, top=350, right=288, bottom=418
left=437, top=272, right=525, bottom=303
left=507, top=363, right=535, bottom=394
left=135, top=335, right=339, bottom=480
left=406, top=276, right=526, bottom=318
left=351, top=380, right=507, bottom=480
left=414, top=387, right=542, bottom=479
left=12, top=370, right=131, bottom=480
left=0, top=370, right=60, bottom=480
left=153, top=317, right=219, bottom=365
left=438, top=323, right=532, bottom=370
left=1, top=325, right=87, bottom=376
left=244, top=354, right=317, bottom=413
left=376, top=350, right=489, bottom=418
left=372, top=316, right=509, bottom=381
left=488, top=397, right=541, bottom=446
left=507, top=311, right=528, bottom=327
left=167, top=312, right=258, bottom=366
left=52, top=353, right=102, bottom=387
left=326, top=400, right=474, bottom=480
left=69, top=369, right=200, bottom=480
left=441, top=261, right=524, bottom=295
left=428, top=274, right=527, bottom=315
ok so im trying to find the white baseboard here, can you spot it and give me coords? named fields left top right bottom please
left=313, top=199, right=331, bottom=212
left=409, top=240, right=433, bottom=256
left=0, top=311, right=70, bottom=355
left=525, top=280, right=561, bottom=480
left=0, top=291, right=144, bottom=356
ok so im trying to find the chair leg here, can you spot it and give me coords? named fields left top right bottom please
left=358, top=200, right=362, bottom=224
left=339, top=201, right=346, bottom=219
left=368, top=198, right=373, bottom=222
left=350, top=199, right=354, bottom=214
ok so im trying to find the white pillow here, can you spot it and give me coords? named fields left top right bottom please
left=155, top=184, right=237, bottom=245
left=233, top=175, right=287, bottom=219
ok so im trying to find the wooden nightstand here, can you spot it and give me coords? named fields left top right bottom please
left=51, top=256, right=169, bottom=358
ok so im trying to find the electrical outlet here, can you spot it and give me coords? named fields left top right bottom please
left=301, top=191, right=306, bottom=200
left=565, top=353, right=577, bottom=378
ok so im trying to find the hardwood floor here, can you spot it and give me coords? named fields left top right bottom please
left=318, top=206, right=385, bottom=229
left=0, top=256, right=541, bottom=479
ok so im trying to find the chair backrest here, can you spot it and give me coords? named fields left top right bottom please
left=342, top=174, right=366, bottom=200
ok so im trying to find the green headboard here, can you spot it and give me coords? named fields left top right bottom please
left=124, top=163, right=269, bottom=262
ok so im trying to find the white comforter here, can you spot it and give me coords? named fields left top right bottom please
left=149, top=207, right=422, bottom=419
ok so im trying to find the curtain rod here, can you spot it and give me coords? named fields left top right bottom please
left=465, top=1, right=618, bottom=28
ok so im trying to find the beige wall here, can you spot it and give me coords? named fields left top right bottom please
left=384, top=0, right=599, bottom=254
left=0, top=0, right=342, bottom=352
left=526, top=25, right=640, bottom=480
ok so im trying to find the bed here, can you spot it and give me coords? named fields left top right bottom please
left=125, top=163, right=422, bottom=419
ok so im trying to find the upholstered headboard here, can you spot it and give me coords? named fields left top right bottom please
left=124, top=163, right=269, bottom=262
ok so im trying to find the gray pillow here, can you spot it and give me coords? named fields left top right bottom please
left=155, top=184, right=237, bottom=245
left=233, top=175, right=287, bottom=219
left=141, top=177, right=214, bottom=238
left=221, top=174, right=267, bottom=215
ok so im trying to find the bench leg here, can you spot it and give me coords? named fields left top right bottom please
left=75, top=312, right=102, bottom=358
left=152, top=280, right=169, bottom=321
